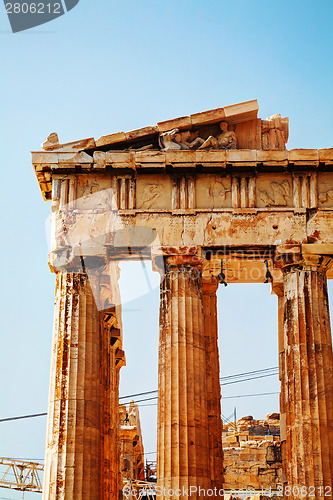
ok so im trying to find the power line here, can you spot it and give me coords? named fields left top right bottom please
left=0, top=413, right=47, bottom=423
left=0, top=387, right=280, bottom=423
left=120, top=390, right=281, bottom=408
left=0, top=370, right=277, bottom=423
left=121, top=396, right=158, bottom=405
left=120, top=372, right=279, bottom=405
left=221, top=372, right=278, bottom=386
left=120, top=366, right=279, bottom=402
left=0, top=367, right=280, bottom=423
left=220, top=366, right=278, bottom=380
left=130, top=390, right=280, bottom=406
left=3, top=389, right=279, bottom=466
left=223, top=391, right=279, bottom=399
left=120, top=390, right=157, bottom=400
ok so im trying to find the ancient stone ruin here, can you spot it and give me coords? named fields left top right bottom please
left=119, top=402, right=145, bottom=482
left=32, top=99, right=333, bottom=499
left=222, top=413, right=282, bottom=491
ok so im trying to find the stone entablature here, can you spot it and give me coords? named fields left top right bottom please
left=32, top=104, right=333, bottom=272
left=33, top=148, right=333, bottom=203
left=32, top=148, right=333, bottom=246
left=33, top=143, right=333, bottom=286
left=33, top=151, right=333, bottom=284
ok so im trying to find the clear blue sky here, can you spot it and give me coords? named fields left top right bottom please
left=1, top=0, right=333, bottom=497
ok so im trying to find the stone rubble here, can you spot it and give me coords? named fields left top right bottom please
left=222, top=414, right=282, bottom=491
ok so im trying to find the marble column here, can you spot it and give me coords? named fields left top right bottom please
left=157, top=256, right=211, bottom=499
left=43, top=272, right=121, bottom=500
left=202, top=279, right=224, bottom=491
left=280, top=256, right=333, bottom=496
left=271, top=279, right=288, bottom=485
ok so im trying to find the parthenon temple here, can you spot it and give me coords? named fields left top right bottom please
left=32, top=100, right=333, bottom=499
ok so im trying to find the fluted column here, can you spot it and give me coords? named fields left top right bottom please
left=271, top=279, right=288, bottom=484
left=157, top=256, right=211, bottom=499
left=202, top=278, right=223, bottom=491
left=43, top=272, right=121, bottom=499
left=278, top=253, right=333, bottom=497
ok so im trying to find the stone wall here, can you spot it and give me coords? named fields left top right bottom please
left=222, top=413, right=282, bottom=490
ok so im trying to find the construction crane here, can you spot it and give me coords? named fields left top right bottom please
left=0, top=457, right=43, bottom=493
left=0, top=458, right=156, bottom=498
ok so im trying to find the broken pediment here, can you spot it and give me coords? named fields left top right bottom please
left=41, top=100, right=289, bottom=154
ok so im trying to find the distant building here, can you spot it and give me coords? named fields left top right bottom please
left=119, top=401, right=145, bottom=481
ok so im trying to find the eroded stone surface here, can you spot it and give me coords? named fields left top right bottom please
left=34, top=101, right=333, bottom=500
left=42, top=273, right=122, bottom=500
left=157, top=257, right=211, bottom=499
left=279, top=257, right=333, bottom=493
left=222, top=415, right=282, bottom=490
left=119, top=402, right=145, bottom=481
left=202, top=278, right=224, bottom=490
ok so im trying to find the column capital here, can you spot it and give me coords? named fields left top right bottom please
left=274, top=244, right=333, bottom=274
left=162, top=256, right=204, bottom=284
left=152, top=246, right=204, bottom=275
left=165, top=254, right=204, bottom=267
left=48, top=247, right=109, bottom=274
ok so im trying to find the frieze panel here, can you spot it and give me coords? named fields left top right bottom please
left=56, top=172, right=333, bottom=214
left=256, top=174, right=292, bottom=208
left=136, top=174, right=172, bottom=210
left=318, top=173, right=333, bottom=207
left=195, top=175, right=231, bottom=209
left=75, top=175, right=112, bottom=211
